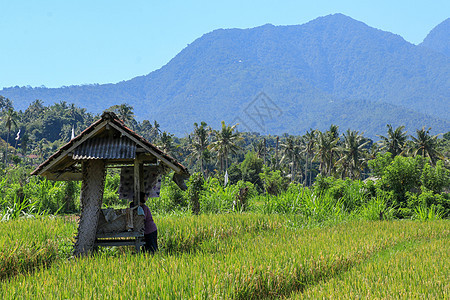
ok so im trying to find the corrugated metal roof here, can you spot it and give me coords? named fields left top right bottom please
left=31, top=112, right=189, bottom=176
left=72, top=136, right=136, bottom=160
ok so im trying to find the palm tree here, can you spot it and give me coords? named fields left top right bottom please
left=209, top=121, right=242, bottom=172
left=139, top=120, right=153, bottom=140
left=0, top=96, right=13, bottom=112
left=24, top=99, right=44, bottom=120
left=104, top=104, right=135, bottom=128
left=303, top=129, right=316, bottom=186
left=20, top=132, right=29, bottom=157
left=409, top=127, right=443, bottom=165
left=328, top=124, right=339, bottom=140
left=252, top=139, right=267, bottom=161
left=33, top=139, right=46, bottom=161
left=116, top=104, right=135, bottom=128
left=159, top=131, right=176, bottom=157
left=151, top=120, right=161, bottom=142
left=280, top=136, right=303, bottom=182
left=67, top=103, right=83, bottom=124
left=55, top=100, right=68, bottom=112
left=336, top=130, right=369, bottom=179
left=367, top=143, right=380, bottom=160
left=313, top=130, right=339, bottom=176
left=377, top=124, right=407, bottom=157
left=188, top=122, right=211, bottom=177
left=2, top=108, right=19, bottom=165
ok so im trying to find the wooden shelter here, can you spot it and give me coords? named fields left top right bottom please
left=31, top=112, right=189, bottom=256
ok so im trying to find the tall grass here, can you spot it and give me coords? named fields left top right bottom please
left=157, top=213, right=285, bottom=253
left=0, top=216, right=76, bottom=280
left=0, top=194, right=39, bottom=221
left=357, top=194, right=395, bottom=221
left=256, top=187, right=347, bottom=224
left=0, top=175, right=78, bottom=217
left=2, top=218, right=448, bottom=298
left=0, top=213, right=284, bottom=280
left=200, top=177, right=240, bottom=213
left=414, top=204, right=444, bottom=220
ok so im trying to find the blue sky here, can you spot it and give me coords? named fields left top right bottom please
left=0, top=0, right=448, bottom=88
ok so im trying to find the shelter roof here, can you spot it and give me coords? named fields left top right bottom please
left=31, top=112, right=189, bottom=181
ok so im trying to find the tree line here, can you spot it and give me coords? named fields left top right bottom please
left=1, top=96, right=449, bottom=187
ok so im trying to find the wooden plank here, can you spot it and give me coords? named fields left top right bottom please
left=44, top=172, right=82, bottom=181
left=96, top=231, right=144, bottom=238
left=94, top=235, right=145, bottom=251
left=94, top=240, right=145, bottom=247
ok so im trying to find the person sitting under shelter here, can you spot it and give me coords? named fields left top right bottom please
left=139, top=191, right=158, bottom=253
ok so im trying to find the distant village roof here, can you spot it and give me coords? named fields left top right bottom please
left=31, top=111, right=189, bottom=181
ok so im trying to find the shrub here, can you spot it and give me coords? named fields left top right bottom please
left=102, top=173, right=123, bottom=207
left=227, top=163, right=242, bottom=185
left=200, top=177, right=238, bottom=213
left=259, top=167, right=289, bottom=195
left=240, top=152, right=264, bottom=191
left=413, top=205, right=444, bottom=221
left=358, top=195, right=394, bottom=221
left=234, top=180, right=258, bottom=212
left=407, top=188, right=450, bottom=218
left=188, top=172, right=204, bottom=215
left=368, top=152, right=393, bottom=178
left=153, top=174, right=188, bottom=213
left=63, top=181, right=79, bottom=212
left=377, top=156, right=425, bottom=208
left=313, top=175, right=367, bottom=212
left=420, top=160, right=449, bottom=194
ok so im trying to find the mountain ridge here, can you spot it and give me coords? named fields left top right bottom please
left=1, top=14, right=449, bottom=138
left=420, top=18, right=450, bottom=57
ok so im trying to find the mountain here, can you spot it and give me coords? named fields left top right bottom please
left=420, top=18, right=450, bottom=57
left=1, top=14, right=449, bottom=138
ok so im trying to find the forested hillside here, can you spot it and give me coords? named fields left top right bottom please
left=1, top=14, right=449, bottom=137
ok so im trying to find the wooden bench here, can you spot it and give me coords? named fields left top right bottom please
left=94, top=208, right=146, bottom=253
left=94, top=231, right=145, bottom=253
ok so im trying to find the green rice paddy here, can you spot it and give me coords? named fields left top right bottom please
left=1, top=215, right=448, bottom=299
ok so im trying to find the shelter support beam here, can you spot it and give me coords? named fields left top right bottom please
left=133, top=156, right=143, bottom=206
left=73, top=160, right=106, bottom=257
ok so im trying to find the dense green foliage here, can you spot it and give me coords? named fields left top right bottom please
left=0, top=96, right=448, bottom=221
left=0, top=167, right=81, bottom=219
left=368, top=154, right=450, bottom=218
left=1, top=14, right=449, bottom=137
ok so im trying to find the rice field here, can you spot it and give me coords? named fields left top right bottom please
left=291, top=236, right=449, bottom=299
left=0, top=216, right=76, bottom=280
left=1, top=214, right=448, bottom=299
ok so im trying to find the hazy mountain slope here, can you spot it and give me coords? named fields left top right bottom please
left=420, top=18, right=450, bottom=57
left=1, top=14, right=449, bottom=138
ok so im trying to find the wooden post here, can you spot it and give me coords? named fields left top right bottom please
left=134, top=158, right=140, bottom=206
left=73, top=160, right=106, bottom=257
left=133, top=155, right=143, bottom=206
